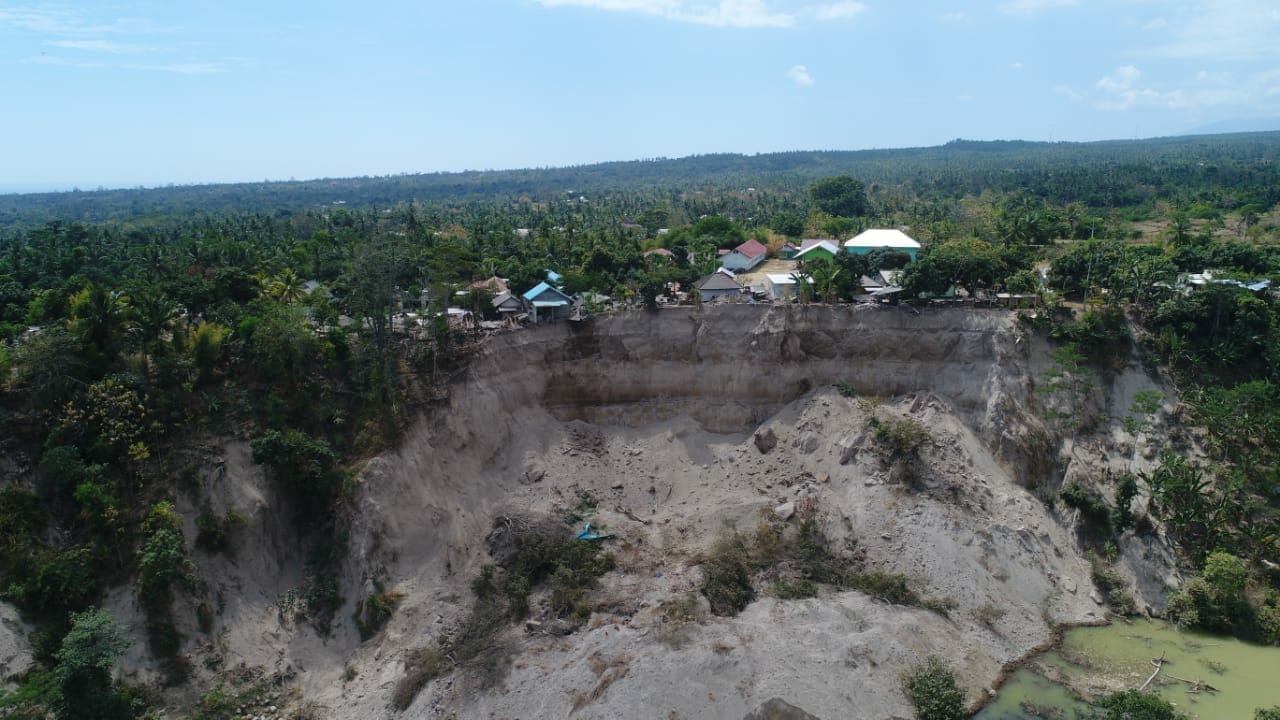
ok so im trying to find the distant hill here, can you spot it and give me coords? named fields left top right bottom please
left=2, top=131, right=1280, bottom=229
left=1187, top=118, right=1280, bottom=136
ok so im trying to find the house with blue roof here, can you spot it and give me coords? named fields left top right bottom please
left=523, top=281, right=575, bottom=322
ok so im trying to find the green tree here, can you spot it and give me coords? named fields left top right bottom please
left=810, top=176, right=867, bottom=218
left=811, top=265, right=843, bottom=304
left=53, top=608, right=130, bottom=720
left=136, top=501, right=194, bottom=607
left=69, top=283, right=127, bottom=362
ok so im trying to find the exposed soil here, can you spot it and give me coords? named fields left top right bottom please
left=100, top=305, right=1177, bottom=718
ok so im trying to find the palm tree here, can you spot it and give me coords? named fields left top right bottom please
left=70, top=283, right=127, bottom=361
left=268, top=269, right=307, bottom=304
left=790, top=271, right=813, bottom=304
left=811, top=265, right=843, bottom=304
left=127, top=287, right=177, bottom=369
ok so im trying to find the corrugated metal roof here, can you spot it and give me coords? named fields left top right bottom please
left=696, top=272, right=743, bottom=291
left=523, top=281, right=573, bottom=303
left=845, top=229, right=921, bottom=250
left=733, top=239, right=768, bottom=259
left=796, top=240, right=839, bottom=258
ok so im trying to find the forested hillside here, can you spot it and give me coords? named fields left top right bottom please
left=2, top=132, right=1279, bottom=228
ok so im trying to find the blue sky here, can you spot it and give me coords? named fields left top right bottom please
left=1, top=0, right=1279, bottom=192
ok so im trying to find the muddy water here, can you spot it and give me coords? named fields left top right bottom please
left=975, top=619, right=1280, bottom=719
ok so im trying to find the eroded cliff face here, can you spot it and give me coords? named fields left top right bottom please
left=144, top=306, right=1172, bottom=719
left=538, top=306, right=1014, bottom=431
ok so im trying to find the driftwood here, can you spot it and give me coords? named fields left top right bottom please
left=615, top=505, right=651, bottom=526
left=1167, top=674, right=1219, bottom=694
left=1138, top=651, right=1167, bottom=692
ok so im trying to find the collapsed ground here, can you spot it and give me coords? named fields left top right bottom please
left=11, top=305, right=1172, bottom=719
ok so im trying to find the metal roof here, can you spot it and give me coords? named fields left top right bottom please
left=845, top=229, right=921, bottom=250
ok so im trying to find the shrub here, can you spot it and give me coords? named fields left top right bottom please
left=391, top=647, right=449, bottom=711
left=1090, top=690, right=1184, bottom=719
left=195, top=510, right=247, bottom=554
left=874, top=419, right=931, bottom=462
left=1090, top=555, right=1137, bottom=616
left=901, top=656, right=966, bottom=720
left=771, top=579, right=818, bottom=599
left=700, top=534, right=755, bottom=617
left=1112, top=474, right=1139, bottom=532
left=1166, top=551, right=1255, bottom=636
left=1061, top=484, right=1113, bottom=541
left=971, top=603, right=1006, bottom=628
left=249, top=428, right=337, bottom=519
left=355, top=586, right=402, bottom=640
left=850, top=570, right=919, bottom=606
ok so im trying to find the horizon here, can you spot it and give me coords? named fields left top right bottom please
left=5, top=126, right=1280, bottom=198
left=3, top=1, right=1279, bottom=193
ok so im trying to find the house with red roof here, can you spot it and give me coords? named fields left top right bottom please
left=721, top=239, right=768, bottom=272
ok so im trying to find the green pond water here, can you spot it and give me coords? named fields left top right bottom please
left=974, top=619, right=1280, bottom=719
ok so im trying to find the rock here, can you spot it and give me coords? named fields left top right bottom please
left=795, top=434, right=819, bottom=454
left=1060, top=577, right=1078, bottom=594
left=817, top=472, right=830, bottom=483
left=1090, top=590, right=1105, bottom=605
left=611, top=481, right=624, bottom=490
left=754, top=428, right=777, bottom=454
left=522, top=460, right=546, bottom=485
left=774, top=502, right=795, bottom=521
left=548, top=619, right=577, bottom=636
left=744, top=698, right=822, bottom=720
left=838, top=438, right=859, bottom=465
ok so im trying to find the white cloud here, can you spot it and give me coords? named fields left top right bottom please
left=1092, top=64, right=1280, bottom=111
left=935, top=11, right=970, bottom=23
left=1011, top=61, right=1024, bottom=70
left=788, top=64, right=814, bottom=86
left=24, top=54, right=226, bottom=74
left=1000, top=0, right=1078, bottom=16
left=1055, top=84, right=1085, bottom=101
left=0, top=7, right=174, bottom=35
left=49, top=39, right=155, bottom=54
left=535, top=0, right=796, bottom=27
left=1149, top=0, right=1280, bottom=61
left=814, top=1, right=866, bottom=20
left=1097, top=65, right=1142, bottom=93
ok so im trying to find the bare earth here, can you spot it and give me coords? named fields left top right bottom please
left=90, top=305, right=1177, bottom=719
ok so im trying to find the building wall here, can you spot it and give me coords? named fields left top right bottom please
left=722, top=251, right=764, bottom=272
left=845, top=245, right=918, bottom=261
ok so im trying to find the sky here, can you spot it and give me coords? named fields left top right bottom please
left=1, top=0, right=1279, bottom=192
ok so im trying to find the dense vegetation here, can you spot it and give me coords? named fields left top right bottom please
left=1, top=130, right=1280, bottom=715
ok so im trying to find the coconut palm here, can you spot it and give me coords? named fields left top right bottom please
left=268, top=268, right=307, bottom=304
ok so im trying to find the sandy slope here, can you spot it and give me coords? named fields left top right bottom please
left=95, top=305, right=1177, bottom=719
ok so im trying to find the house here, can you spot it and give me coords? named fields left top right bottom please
left=492, top=290, right=528, bottom=317
left=844, top=229, right=921, bottom=261
left=522, top=281, right=575, bottom=322
left=545, top=269, right=564, bottom=286
left=721, top=239, right=768, bottom=272
left=795, top=240, right=840, bottom=267
left=644, top=247, right=675, bottom=260
left=766, top=273, right=814, bottom=301
left=859, top=269, right=904, bottom=291
left=694, top=270, right=745, bottom=302
left=778, top=243, right=800, bottom=259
